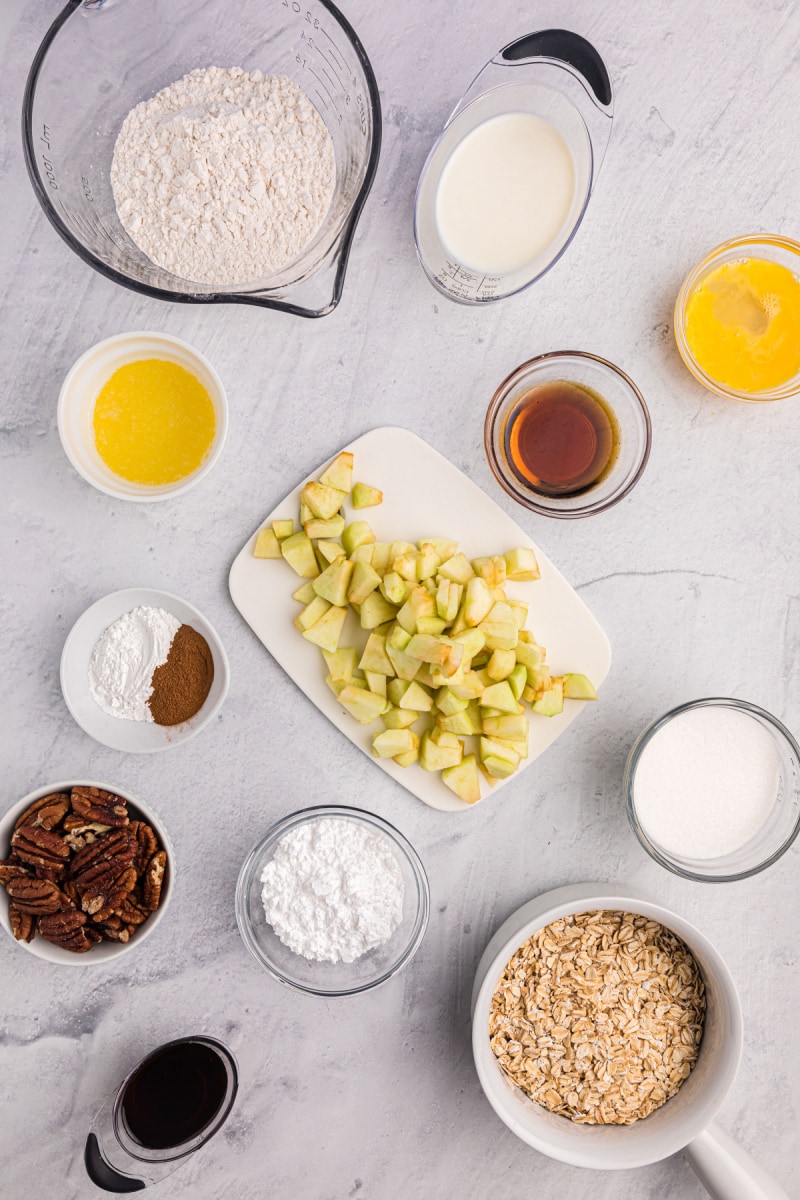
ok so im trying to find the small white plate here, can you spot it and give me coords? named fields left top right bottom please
left=0, top=780, right=174, bottom=966
left=61, top=588, right=230, bottom=753
left=229, top=427, right=611, bottom=812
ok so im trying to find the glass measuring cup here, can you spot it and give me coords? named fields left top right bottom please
left=23, top=0, right=381, bottom=317
left=84, top=1036, right=238, bottom=1192
left=414, top=30, right=614, bottom=305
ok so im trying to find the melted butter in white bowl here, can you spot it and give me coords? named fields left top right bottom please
left=434, top=112, right=576, bottom=276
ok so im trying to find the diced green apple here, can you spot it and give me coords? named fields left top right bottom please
left=253, top=527, right=282, bottom=559
left=359, top=592, right=398, bottom=630
left=486, top=649, right=516, bottom=681
left=313, top=558, right=355, bottom=606
left=292, top=580, right=317, bottom=604
left=294, top=596, right=331, bottom=631
left=280, top=531, right=319, bottom=578
left=300, top=481, right=347, bottom=520
left=337, top=684, right=386, bottom=724
left=352, top=482, right=383, bottom=508
left=382, top=705, right=419, bottom=730
left=380, top=571, right=408, bottom=605
left=322, top=646, right=358, bottom=683
left=304, top=515, right=345, bottom=539
left=464, top=577, right=493, bottom=626
left=364, top=671, right=387, bottom=696
left=319, top=451, right=354, bottom=492
left=348, top=561, right=381, bottom=605
left=507, top=663, right=528, bottom=701
left=563, top=673, right=598, bottom=700
left=398, top=680, right=433, bottom=711
left=442, top=755, right=481, bottom=805
left=373, top=728, right=415, bottom=758
left=301, top=605, right=348, bottom=653
left=504, top=547, right=540, bottom=581
left=481, top=713, right=529, bottom=740
left=419, top=730, right=463, bottom=771
left=438, top=553, right=475, bottom=585
left=342, top=521, right=376, bottom=556
left=480, top=681, right=519, bottom=714
left=532, top=679, right=565, bottom=716
left=472, top=555, right=507, bottom=587
left=393, top=730, right=420, bottom=767
left=271, top=519, right=294, bottom=540
left=316, top=539, right=346, bottom=564
left=359, top=633, right=394, bottom=675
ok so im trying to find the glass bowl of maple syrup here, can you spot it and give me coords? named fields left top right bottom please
left=484, top=351, right=651, bottom=518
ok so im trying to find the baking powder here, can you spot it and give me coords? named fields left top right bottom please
left=260, top=818, right=405, bottom=963
left=89, top=606, right=180, bottom=722
left=110, top=67, right=335, bottom=286
left=633, top=705, right=780, bottom=858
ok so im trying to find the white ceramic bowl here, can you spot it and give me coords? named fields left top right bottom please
left=61, top=588, right=230, bottom=753
left=472, top=883, right=789, bottom=1198
left=0, top=780, right=173, bottom=966
left=57, top=331, right=228, bottom=502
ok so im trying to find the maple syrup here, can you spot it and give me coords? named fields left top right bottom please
left=121, top=1040, right=229, bottom=1150
left=504, top=380, right=619, bottom=497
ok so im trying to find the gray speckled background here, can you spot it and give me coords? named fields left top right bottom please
left=1, top=1, right=798, bottom=1197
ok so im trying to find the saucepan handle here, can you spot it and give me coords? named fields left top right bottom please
left=499, top=29, right=612, bottom=110
left=684, top=1123, right=790, bottom=1200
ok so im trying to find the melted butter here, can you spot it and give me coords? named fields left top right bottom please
left=684, top=257, right=800, bottom=392
left=93, top=359, right=216, bottom=486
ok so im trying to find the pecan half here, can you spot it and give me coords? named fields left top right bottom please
left=11, top=826, right=69, bottom=875
left=14, top=792, right=70, bottom=832
left=129, top=822, right=158, bottom=875
left=38, top=907, right=86, bottom=945
left=6, top=876, right=64, bottom=915
left=9, top=904, right=35, bottom=942
left=116, top=895, right=150, bottom=927
left=81, top=864, right=137, bottom=918
left=70, top=787, right=129, bottom=828
left=142, top=850, right=167, bottom=912
left=70, top=828, right=135, bottom=881
left=0, top=861, right=30, bottom=887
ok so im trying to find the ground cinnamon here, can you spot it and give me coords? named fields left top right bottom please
left=148, top=624, right=214, bottom=726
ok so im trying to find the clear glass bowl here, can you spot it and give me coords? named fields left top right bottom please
left=673, top=234, right=800, bottom=401
left=484, top=351, right=651, bottom=518
left=23, top=0, right=381, bottom=317
left=235, top=806, right=430, bottom=996
left=625, top=698, right=800, bottom=882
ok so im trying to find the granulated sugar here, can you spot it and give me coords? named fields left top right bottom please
left=633, top=705, right=780, bottom=859
left=260, top=817, right=404, bottom=963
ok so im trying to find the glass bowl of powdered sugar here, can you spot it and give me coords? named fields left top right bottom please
left=625, top=698, right=800, bottom=882
left=235, top=806, right=429, bottom=996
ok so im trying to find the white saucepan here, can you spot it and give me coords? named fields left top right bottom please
left=471, top=883, right=789, bottom=1199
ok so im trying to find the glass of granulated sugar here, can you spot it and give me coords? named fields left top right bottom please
left=625, top=698, right=800, bottom=881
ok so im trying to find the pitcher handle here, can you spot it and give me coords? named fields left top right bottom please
left=684, top=1123, right=790, bottom=1200
left=499, top=30, right=613, bottom=111
left=84, top=1134, right=145, bottom=1193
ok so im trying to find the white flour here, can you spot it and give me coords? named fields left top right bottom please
left=89, top=606, right=180, bottom=722
left=633, top=705, right=780, bottom=858
left=260, top=818, right=405, bottom=963
left=111, top=67, right=335, bottom=286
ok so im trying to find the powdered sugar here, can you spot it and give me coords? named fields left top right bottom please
left=89, top=606, right=180, bottom=722
left=111, top=67, right=335, bottom=286
left=260, top=817, right=405, bottom=963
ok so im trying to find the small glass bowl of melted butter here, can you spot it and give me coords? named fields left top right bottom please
left=674, top=235, right=800, bottom=402
left=484, top=351, right=651, bottom=518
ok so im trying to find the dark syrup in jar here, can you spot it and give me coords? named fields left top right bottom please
left=504, top=380, right=619, bottom=497
left=121, top=1041, right=229, bottom=1151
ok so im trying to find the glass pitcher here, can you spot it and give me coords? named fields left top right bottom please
left=414, top=30, right=614, bottom=305
left=84, top=1036, right=239, bottom=1192
left=23, top=0, right=381, bottom=317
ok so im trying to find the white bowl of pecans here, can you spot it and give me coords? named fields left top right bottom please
left=0, top=781, right=173, bottom=965
left=470, top=883, right=788, bottom=1197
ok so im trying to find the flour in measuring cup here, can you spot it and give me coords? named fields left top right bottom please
left=111, top=67, right=335, bottom=286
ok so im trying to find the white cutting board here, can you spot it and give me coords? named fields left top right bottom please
left=229, top=427, right=611, bottom=812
